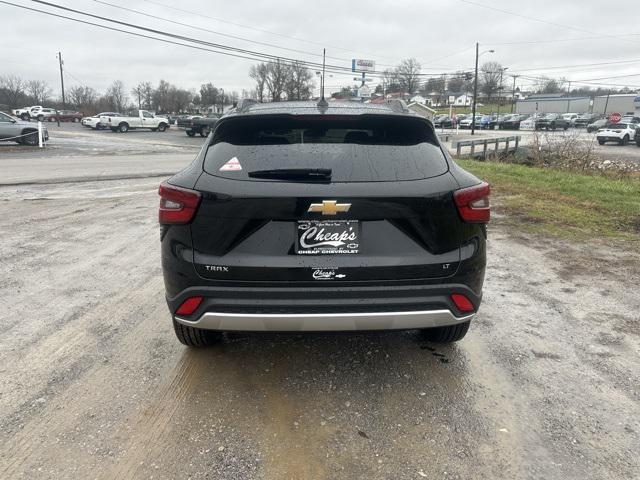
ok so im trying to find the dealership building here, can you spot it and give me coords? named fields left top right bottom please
left=515, top=93, right=640, bottom=115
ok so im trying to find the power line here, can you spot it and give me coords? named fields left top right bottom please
left=90, top=0, right=356, bottom=65
left=458, top=0, right=640, bottom=45
left=18, top=1, right=459, bottom=78
left=139, top=0, right=403, bottom=63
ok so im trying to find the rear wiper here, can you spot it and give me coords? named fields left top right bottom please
left=247, top=168, right=332, bottom=182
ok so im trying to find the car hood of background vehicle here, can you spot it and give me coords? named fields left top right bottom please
left=203, top=142, right=449, bottom=183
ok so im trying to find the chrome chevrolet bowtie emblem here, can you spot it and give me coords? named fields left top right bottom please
left=307, top=200, right=351, bottom=215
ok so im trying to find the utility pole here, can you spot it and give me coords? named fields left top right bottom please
left=510, top=75, right=519, bottom=113
left=566, top=81, right=572, bottom=113
left=497, top=67, right=508, bottom=118
left=57, top=52, right=65, bottom=109
left=471, top=43, right=479, bottom=135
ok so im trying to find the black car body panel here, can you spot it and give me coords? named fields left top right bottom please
left=160, top=101, right=488, bottom=337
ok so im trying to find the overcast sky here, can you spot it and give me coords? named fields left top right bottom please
left=2, top=0, right=640, bottom=99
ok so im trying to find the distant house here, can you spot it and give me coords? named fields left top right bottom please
left=447, top=93, right=473, bottom=106
left=409, top=94, right=427, bottom=105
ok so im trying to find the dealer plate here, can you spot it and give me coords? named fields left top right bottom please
left=296, top=220, right=360, bottom=255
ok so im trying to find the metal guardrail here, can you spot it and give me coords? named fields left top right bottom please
left=453, top=135, right=521, bottom=158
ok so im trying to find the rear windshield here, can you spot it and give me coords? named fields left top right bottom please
left=204, top=115, right=448, bottom=182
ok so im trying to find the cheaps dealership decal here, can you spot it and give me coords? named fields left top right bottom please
left=312, top=269, right=346, bottom=280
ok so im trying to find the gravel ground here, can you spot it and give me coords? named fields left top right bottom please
left=0, top=176, right=638, bottom=479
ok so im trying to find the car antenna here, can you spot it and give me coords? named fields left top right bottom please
left=317, top=48, right=328, bottom=108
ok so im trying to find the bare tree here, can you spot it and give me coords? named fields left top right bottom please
left=68, top=85, right=97, bottom=111
left=395, top=58, right=421, bottom=95
left=535, top=77, right=566, bottom=94
left=422, top=75, right=446, bottom=104
left=105, top=80, right=127, bottom=112
left=379, top=68, right=400, bottom=95
left=0, top=74, right=27, bottom=107
left=284, top=61, right=314, bottom=100
left=26, top=80, right=52, bottom=104
left=249, top=63, right=268, bottom=102
left=480, top=61, right=504, bottom=103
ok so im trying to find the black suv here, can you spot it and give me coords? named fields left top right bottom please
left=159, top=100, right=489, bottom=347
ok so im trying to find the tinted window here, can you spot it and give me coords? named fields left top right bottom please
left=204, top=115, right=448, bottom=183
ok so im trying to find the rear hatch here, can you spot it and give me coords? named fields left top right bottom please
left=190, top=114, right=462, bottom=283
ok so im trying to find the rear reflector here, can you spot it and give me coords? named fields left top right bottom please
left=451, top=293, right=475, bottom=313
left=175, top=296, right=203, bottom=316
left=158, top=182, right=201, bottom=224
left=453, top=182, right=490, bottom=223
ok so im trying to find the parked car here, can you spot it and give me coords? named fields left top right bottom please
left=535, top=113, right=569, bottom=131
left=574, top=114, right=599, bottom=128
left=499, top=114, right=529, bottom=130
left=101, top=110, right=170, bottom=132
left=11, top=106, right=55, bottom=122
left=11, top=106, right=41, bottom=120
left=519, top=116, right=536, bottom=130
left=586, top=118, right=608, bottom=133
left=183, top=113, right=221, bottom=137
left=459, top=115, right=483, bottom=129
left=596, top=123, right=636, bottom=145
left=562, top=113, right=580, bottom=125
left=620, top=114, right=640, bottom=126
left=433, top=115, right=453, bottom=128
left=48, top=110, right=83, bottom=122
left=176, top=115, right=201, bottom=128
left=82, top=112, right=120, bottom=129
left=159, top=100, right=489, bottom=347
left=0, top=111, right=49, bottom=145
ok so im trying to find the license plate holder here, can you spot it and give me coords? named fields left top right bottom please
left=296, top=220, right=360, bottom=255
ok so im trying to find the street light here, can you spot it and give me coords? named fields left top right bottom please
left=471, top=44, right=494, bottom=135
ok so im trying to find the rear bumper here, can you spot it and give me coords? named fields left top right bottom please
left=167, top=282, right=481, bottom=332
left=175, top=309, right=474, bottom=332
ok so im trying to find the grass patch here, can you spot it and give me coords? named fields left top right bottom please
left=457, top=159, right=640, bottom=240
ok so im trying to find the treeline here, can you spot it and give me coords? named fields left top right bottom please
left=248, top=60, right=315, bottom=102
left=0, top=75, right=243, bottom=115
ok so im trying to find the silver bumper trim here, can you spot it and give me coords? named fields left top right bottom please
left=175, top=309, right=474, bottom=332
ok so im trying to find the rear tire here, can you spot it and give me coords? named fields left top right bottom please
left=20, top=129, right=38, bottom=146
left=421, top=321, right=470, bottom=343
left=173, top=318, right=222, bottom=347
left=199, top=128, right=209, bottom=137
left=118, top=122, right=129, bottom=133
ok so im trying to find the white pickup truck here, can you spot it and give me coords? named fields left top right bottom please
left=101, top=110, right=170, bottom=133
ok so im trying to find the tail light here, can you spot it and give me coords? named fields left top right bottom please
left=175, top=296, right=203, bottom=315
left=158, top=182, right=201, bottom=224
left=453, top=182, right=490, bottom=223
left=451, top=293, right=475, bottom=313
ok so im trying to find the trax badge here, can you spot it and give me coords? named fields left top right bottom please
left=219, top=157, right=242, bottom=172
left=308, top=200, right=351, bottom=215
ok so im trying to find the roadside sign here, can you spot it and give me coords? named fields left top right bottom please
left=357, top=85, right=371, bottom=98
left=352, top=59, right=375, bottom=72
left=610, top=112, right=622, bottom=123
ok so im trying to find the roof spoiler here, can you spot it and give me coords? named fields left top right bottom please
left=234, top=99, right=259, bottom=113
left=386, top=99, right=409, bottom=113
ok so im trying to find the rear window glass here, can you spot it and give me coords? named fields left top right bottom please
left=204, top=115, right=448, bottom=182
